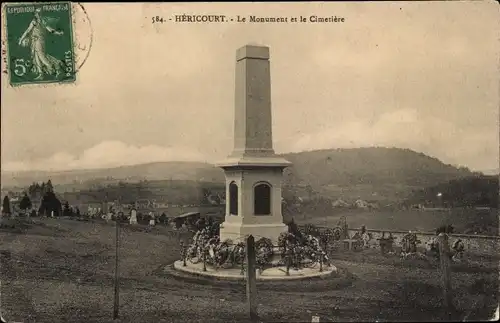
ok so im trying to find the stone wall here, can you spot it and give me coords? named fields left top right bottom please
left=345, top=228, right=500, bottom=257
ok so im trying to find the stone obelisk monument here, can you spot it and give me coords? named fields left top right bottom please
left=217, top=44, right=291, bottom=244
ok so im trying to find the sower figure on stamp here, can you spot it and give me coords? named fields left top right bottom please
left=18, top=8, right=64, bottom=80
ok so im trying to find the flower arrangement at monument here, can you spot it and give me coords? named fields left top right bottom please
left=254, top=237, right=274, bottom=267
left=277, top=231, right=330, bottom=269
left=208, top=238, right=246, bottom=268
left=185, top=226, right=244, bottom=268
left=182, top=223, right=330, bottom=271
left=186, top=230, right=206, bottom=263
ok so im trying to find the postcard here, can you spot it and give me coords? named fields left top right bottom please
left=1, top=2, right=499, bottom=322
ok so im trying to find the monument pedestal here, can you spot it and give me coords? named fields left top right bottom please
left=216, top=158, right=290, bottom=245
left=220, top=222, right=287, bottom=245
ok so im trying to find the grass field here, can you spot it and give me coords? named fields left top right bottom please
left=300, top=208, right=499, bottom=235
left=0, top=218, right=498, bottom=322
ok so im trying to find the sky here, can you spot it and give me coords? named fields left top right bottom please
left=1, top=2, right=499, bottom=173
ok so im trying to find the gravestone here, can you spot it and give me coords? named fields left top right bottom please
left=129, top=209, right=137, bottom=225
left=149, top=212, right=155, bottom=226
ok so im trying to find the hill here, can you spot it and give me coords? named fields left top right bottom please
left=1, top=147, right=475, bottom=203
left=281, top=147, right=474, bottom=202
left=60, top=180, right=225, bottom=210
left=282, top=147, right=473, bottom=187
left=1, top=161, right=224, bottom=192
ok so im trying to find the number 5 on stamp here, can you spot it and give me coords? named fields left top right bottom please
left=4, top=2, right=76, bottom=86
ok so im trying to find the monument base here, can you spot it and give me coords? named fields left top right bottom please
left=172, top=260, right=337, bottom=281
left=219, top=222, right=287, bottom=244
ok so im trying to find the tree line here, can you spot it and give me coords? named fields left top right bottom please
left=2, top=180, right=66, bottom=217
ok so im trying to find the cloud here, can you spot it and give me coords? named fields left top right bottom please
left=286, top=108, right=423, bottom=151
left=282, top=108, right=498, bottom=171
left=2, top=141, right=207, bottom=172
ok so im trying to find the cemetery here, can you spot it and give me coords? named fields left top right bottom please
left=1, top=212, right=498, bottom=322
left=0, top=43, right=498, bottom=322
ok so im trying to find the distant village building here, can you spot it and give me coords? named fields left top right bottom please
left=354, top=199, right=369, bottom=209
left=205, top=194, right=219, bottom=205
left=202, top=189, right=226, bottom=206
left=217, top=193, right=226, bottom=204
left=155, top=202, right=169, bottom=208
left=331, top=198, right=349, bottom=208
left=136, top=199, right=153, bottom=209
left=87, top=204, right=103, bottom=217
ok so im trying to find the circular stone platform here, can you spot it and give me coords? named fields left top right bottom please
left=172, top=260, right=337, bottom=281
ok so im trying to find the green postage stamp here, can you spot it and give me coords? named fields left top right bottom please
left=4, top=2, right=76, bottom=86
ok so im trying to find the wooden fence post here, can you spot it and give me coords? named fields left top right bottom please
left=180, top=241, right=187, bottom=267
left=0, top=280, right=4, bottom=323
left=438, top=233, right=452, bottom=312
left=319, top=253, right=323, bottom=272
left=203, top=248, right=207, bottom=272
left=246, top=235, right=258, bottom=321
left=183, top=244, right=187, bottom=267
left=285, top=248, right=291, bottom=276
left=113, top=217, right=120, bottom=320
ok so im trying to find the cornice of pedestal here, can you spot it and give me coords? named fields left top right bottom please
left=215, top=154, right=291, bottom=170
